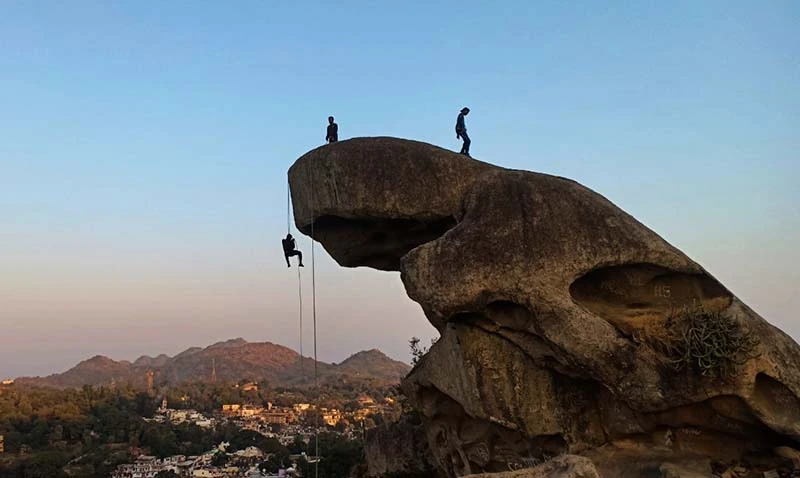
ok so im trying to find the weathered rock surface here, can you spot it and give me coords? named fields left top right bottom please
left=364, top=413, right=441, bottom=477
left=462, top=454, right=599, bottom=478
left=289, top=137, right=800, bottom=477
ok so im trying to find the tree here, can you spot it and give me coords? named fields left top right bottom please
left=288, top=435, right=307, bottom=454
left=261, top=437, right=287, bottom=455
left=298, top=433, right=365, bottom=478
left=211, top=451, right=228, bottom=467
left=334, top=419, right=350, bottom=433
left=140, top=424, right=178, bottom=458
left=229, top=429, right=270, bottom=453
left=262, top=445, right=291, bottom=474
left=134, top=393, right=158, bottom=418
left=409, top=337, right=437, bottom=365
left=19, top=451, right=69, bottom=478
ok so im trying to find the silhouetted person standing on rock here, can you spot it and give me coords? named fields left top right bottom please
left=282, top=233, right=304, bottom=268
left=326, top=116, right=338, bottom=144
left=455, top=107, right=471, bottom=156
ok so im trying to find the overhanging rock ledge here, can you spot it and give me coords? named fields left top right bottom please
left=289, top=137, right=800, bottom=477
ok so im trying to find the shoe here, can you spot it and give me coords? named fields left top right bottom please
left=299, top=263, right=305, bottom=267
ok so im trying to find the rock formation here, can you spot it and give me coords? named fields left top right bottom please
left=288, top=137, right=800, bottom=477
left=364, top=413, right=439, bottom=477
left=462, top=455, right=600, bottom=478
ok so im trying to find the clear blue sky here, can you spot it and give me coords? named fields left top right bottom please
left=1, top=1, right=798, bottom=378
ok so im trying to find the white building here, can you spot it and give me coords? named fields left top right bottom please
left=111, top=456, right=161, bottom=478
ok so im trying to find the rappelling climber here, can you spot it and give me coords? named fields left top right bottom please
left=326, top=116, right=338, bottom=144
left=455, top=107, right=471, bottom=157
left=282, top=233, right=304, bottom=268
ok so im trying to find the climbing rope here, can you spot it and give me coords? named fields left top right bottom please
left=286, top=182, right=291, bottom=235
left=310, top=176, right=320, bottom=478
left=288, top=181, right=304, bottom=379
left=297, top=264, right=304, bottom=379
left=288, top=175, right=320, bottom=477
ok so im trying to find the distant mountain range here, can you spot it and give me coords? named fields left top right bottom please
left=15, top=338, right=411, bottom=389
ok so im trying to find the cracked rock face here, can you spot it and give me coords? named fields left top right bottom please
left=289, top=137, right=800, bottom=477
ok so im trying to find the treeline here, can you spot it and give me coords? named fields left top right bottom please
left=160, top=377, right=399, bottom=414
left=0, top=381, right=378, bottom=478
left=0, top=385, right=234, bottom=478
left=296, top=432, right=365, bottom=478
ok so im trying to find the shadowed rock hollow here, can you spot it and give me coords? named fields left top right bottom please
left=289, top=137, right=800, bottom=477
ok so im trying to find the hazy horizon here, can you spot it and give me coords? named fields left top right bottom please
left=2, top=1, right=798, bottom=379
left=9, top=332, right=414, bottom=380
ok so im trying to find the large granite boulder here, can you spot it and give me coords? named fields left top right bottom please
left=462, top=454, right=600, bottom=478
left=364, top=413, right=441, bottom=477
left=288, top=137, right=800, bottom=477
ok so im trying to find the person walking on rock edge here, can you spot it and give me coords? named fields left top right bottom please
left=326, top=116, right=338, bottom=144
left=455, top=107, right=471, bottom=156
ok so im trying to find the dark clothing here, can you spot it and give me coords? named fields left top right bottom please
left=456, top=113, right=470, bottom=156
left=455, top=113, right=466, bottom=135
left=459, top=130, right=471, bottom=156
left=284, top=249, right=303, bottom=267
left=326, top=123, right=338, bottom=143
left=282, top=238, right=295, bottom=253
left=282, top=237, right=303, bottom=267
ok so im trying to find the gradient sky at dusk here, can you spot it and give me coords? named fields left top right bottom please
left=2, top=1, right=798, bottom=378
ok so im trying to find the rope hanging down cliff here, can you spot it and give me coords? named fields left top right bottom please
left=286, top=179, right=320, bottom=478
left=287, top=182, right=304, bottom=378
left=309, top=178, right=320, bottom=478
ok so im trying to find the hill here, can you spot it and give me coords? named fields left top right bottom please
left=333, top=349, right=412, bottom=382
left=15, top=338, right=410, bottom=389
left=35, top=355, right=135, bottom=388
